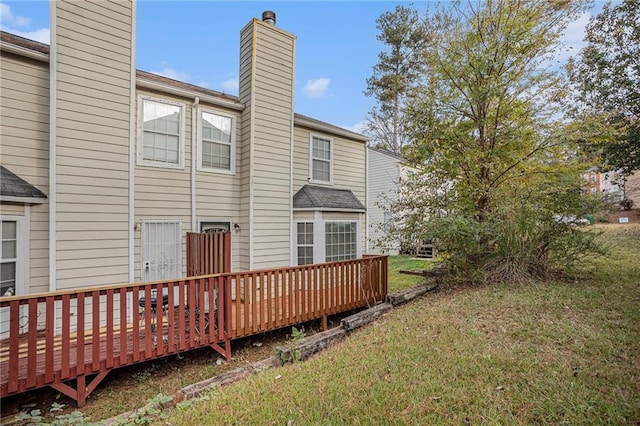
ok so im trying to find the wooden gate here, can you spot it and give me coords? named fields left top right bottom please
left=186, top=231, right=231, bottom=276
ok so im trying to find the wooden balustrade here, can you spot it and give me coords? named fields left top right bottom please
left=0, top=276, right=232, bottom=406
left=0, top=255, right=387, bottom=406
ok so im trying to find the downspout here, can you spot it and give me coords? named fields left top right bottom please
left=191, top=97, right=199, bottom=232
left=128, top=2, right=137, bottom=284
left=49, top=1, right=57, bottom=292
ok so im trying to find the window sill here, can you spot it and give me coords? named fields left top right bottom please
left=196, top=166, right=236, bottom=176
left=137, top=160, right=185, bottom=170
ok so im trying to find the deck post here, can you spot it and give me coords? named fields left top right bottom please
left=321, top=315, right=328, bottom=331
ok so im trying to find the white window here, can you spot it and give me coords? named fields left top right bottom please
left=1, top=221, right=17, bottom=297
left=138, top=97, right=184, bottom=168
left=383, top=212, right=393, bottom=231
left=310, top=135, right=332, bottom=184
left=325, top=222, right=358, bottom=262
left=200, top=221, right=230, bottom=233
left=296, top=222, right=314, bottom=265
left=199, top=110, right=235, bottom=174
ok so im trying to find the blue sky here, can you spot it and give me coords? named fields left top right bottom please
left=0, top=1, right=603, bottom=133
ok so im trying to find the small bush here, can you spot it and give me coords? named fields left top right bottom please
left=620, top=198, right=634, bottom=211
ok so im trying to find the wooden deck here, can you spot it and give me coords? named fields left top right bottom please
left=0, top=256, right=387, bottom=406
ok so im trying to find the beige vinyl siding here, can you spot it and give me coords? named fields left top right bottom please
left=238, top=20, right=295, bottom=270
left=0, top=204, right=25, bottom=215
left=54, top=0, right=133, bottom=290
left=238, top=24, right=252, bottom=271
left=133, top=89, right=191, bottom=281
left=367, top=149, right=401, bottom=254
left=293, top=211, right=315, bottom=221
left=292, top=126, right=367, bottom=255
left=196, top=106, right=244, bottom=271
left=0, top=53, right=50, bottom=294
left=292, top=126, right=367, bottom=203
left=251, top=21, right=294, bottom=269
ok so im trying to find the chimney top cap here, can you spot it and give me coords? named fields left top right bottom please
left=262, top=10, right=276, bottom=25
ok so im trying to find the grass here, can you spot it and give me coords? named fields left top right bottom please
left=162, top=225, right=640, bottom=425
left=4, top=256, right=424, bottom=423
left=386, top=255, right=435, bottom=293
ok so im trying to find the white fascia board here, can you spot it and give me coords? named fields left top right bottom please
left=0, top=196, right=47, bottom=204
left=293, top=207, right=366, bottom=213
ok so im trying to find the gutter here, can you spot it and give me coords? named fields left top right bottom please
left=137, top=78, right=244, bottom=111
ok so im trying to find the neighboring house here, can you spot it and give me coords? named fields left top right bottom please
left=0, top=2, right=368, bottom=328
left=583, top=167, right=624, bottom=202
left=367, top=147, right=417, bottom=255
left=626, top=172, right=640, bottom=207
left=582, top=167, right=640, bottom=207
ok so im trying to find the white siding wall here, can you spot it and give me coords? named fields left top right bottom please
left=0, top=53, right=50, bottom=294
left=367, top=149, right=401, bottom=254
left=53, top=0, right=133, bottom=289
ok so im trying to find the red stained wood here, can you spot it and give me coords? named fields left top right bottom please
left=0, top=256, right=388, bottom=407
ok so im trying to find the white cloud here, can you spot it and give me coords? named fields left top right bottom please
left=340, top=121, right=367, bottom=134
left=150, top=67, right=190, bottom=82
left=8, top=28, right=50, bottom=44
left=555, top=11, right=592, bottom=63
left=0, top=2, right=49, bottom=43
left=220, top=77, right=238, bottom=93
left=0, top=3, right=31, bottom=27
left=303, top=78, right=330, bottom=98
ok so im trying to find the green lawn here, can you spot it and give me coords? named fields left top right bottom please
left=163, top=225, right=640, bottom=425
left=386, top=255, right=436, bottom=293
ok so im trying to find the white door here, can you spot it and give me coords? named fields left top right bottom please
left=141, top=221, right=182, bottom=282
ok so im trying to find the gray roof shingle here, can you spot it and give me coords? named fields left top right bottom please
left=293, top=185, right=365, bottom=211
left=1, top=166, right=47, bottom=202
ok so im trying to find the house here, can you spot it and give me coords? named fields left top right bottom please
left=0, top=2, right=368, bottom=330
left=366, top=147, right=417, bottom=255
left=582, top=167, right=624, bottom=202
left=582, top=167, right=640, bottom=207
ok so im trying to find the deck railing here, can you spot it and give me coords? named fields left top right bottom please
left=229, top=255, right=388, bottom=338
left=0, top=255, right=387, bottom=406
left=0, top=276, right=232, bottom=405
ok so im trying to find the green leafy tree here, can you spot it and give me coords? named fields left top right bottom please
left=365, top=5, right=426, bottom=154
left=568, top=0, right=640, bottom=177
left=382, top=0, right=602, bottom=283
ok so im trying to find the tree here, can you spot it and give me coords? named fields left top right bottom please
left=364, top=5, right=426, bottom=154
left=568, top=0, right=640, bottom=177
left=383, top=0, right=601, bottom=283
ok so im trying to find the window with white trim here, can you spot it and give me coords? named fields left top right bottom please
left=311, top=135, right=332, bottom=183
left=296, top=222, right=314, bottom=265
left=199, top=110, right=235, bottom=173
left=383, top=212, right=393, bottom=231
left=325, top=222, right=357, bottom=262
left=139, top=97, right=184, bottom=167
left=1, top=221, right=17, bottom=297
left=200, top=221, right=230, bottom=233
